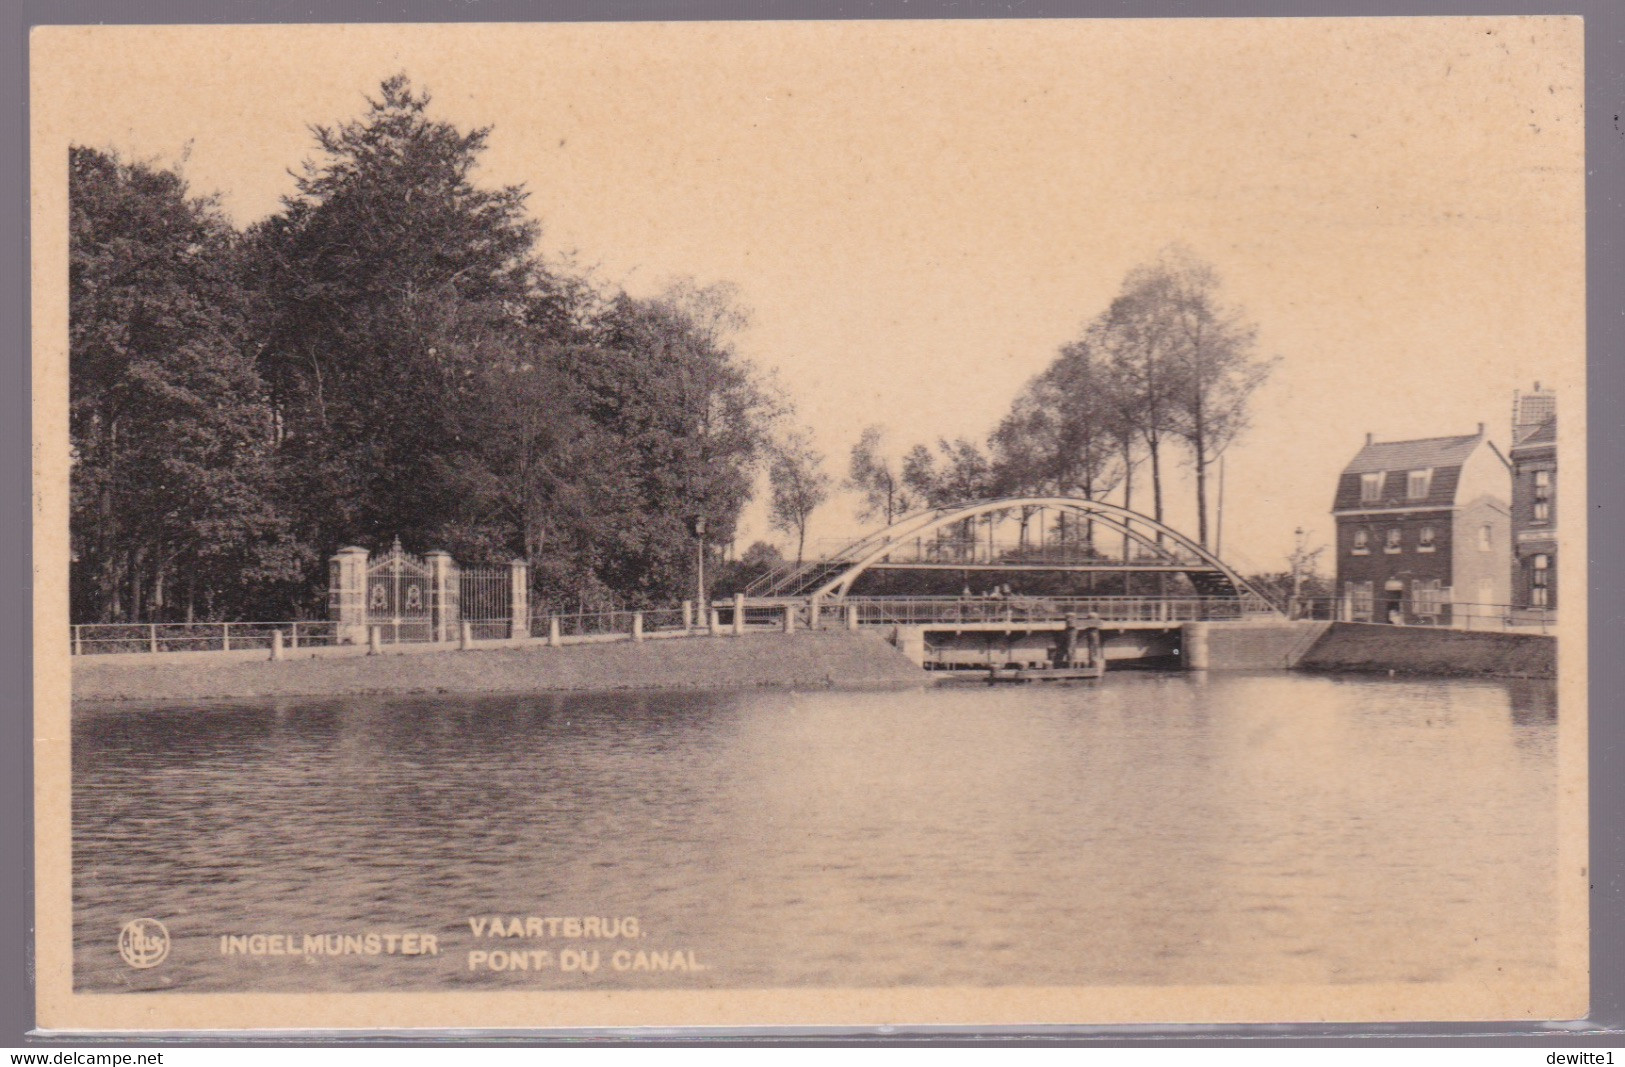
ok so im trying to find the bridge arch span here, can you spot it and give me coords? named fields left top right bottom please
left=804, top=495, right=1265, bottom=604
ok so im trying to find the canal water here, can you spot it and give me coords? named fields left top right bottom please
left=71, top=671, right=1560, bottom=993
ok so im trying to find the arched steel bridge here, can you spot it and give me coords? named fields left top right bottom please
left=744, top=495, right=1277, bottom=610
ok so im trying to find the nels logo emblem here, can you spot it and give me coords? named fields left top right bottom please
left=118, top=918, right=170, bottom=969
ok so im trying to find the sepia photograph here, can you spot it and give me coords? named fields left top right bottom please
left=30, top=15, right=1588, bottom=1031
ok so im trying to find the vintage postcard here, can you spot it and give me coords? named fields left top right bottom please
left=31, top=17, right=1588, bottom=1032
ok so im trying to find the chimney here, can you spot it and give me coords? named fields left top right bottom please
left=1365, top=432, right=1373, bottom=446
left=1477, top=422, right=1485, bottom=436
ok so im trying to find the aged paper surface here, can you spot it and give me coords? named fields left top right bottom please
left=33, top=18, right=1588, bottom=1031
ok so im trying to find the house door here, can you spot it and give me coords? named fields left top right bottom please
left=1383, top=579, right=1405, bottom=624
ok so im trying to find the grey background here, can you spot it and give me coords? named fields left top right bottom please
left=3, top=0, right=1620, bottom=1046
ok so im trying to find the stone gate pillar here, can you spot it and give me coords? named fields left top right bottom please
left=329, top=546, right=370, bottom=646
left=509, top=559, right=530, bottom=638
left=426, top=551, right=455, bottom=643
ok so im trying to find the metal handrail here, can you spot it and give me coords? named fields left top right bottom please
left=1289, top=597, right=1556, bottom=634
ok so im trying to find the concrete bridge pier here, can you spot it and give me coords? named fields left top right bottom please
left=1181, top=622, right=1211, bottom=671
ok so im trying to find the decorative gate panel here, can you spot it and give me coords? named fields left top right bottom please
left=459, top=565, right=513, bottom=640
left=367, top=538, right=434, bottom=643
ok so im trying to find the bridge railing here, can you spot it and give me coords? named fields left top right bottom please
left=838, top=595, right=1271, bottom=626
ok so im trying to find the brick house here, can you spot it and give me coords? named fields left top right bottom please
left=1331, top=427, right=1512, bottom=624
left=1509, top=414, right=1556, bottom=612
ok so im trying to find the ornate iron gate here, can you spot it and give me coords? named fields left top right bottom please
left=366, top=538, right=434, bottom=643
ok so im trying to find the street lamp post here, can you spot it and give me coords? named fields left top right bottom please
left=691, top=516, right=708, bottom=615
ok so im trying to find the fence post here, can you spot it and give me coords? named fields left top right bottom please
left=459, top=621, right=473, bottom=650
left=73, top=626, right=81, bottom=657
left=271, top=630, right=284, bottom=662
left=548, top=616, right=561, bottom=648
left=632, top=611, right=644, bottom=643
left=783, top=605, right=796, bottom=634
left=149, top=624, right=158, bottom=654
left=509, top=559, right=530, bottom=639
left=710, top=609, right=723, bottom=636
left=683, top=600, right=693, bottom=631
left=222, top=622, right=231, bottom=652
left=733, top=594, right=746, bottom=636
left=290, top=623, right=300, bottom=650
left=369, top=625, right=382, bottom=655
left=847, top=604, right=860, bottom=631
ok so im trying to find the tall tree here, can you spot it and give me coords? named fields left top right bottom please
left=244, top=74, right=572, bottom=564
left=846, top=424, right=915, bottom=526
left=556, top=283, right=773, bottom=603
left=768, top=428, right=831, bottom=568
left=1089, top=261, right=1186, bottom=534
left=69, top=146, right=306, bottom=623
left=989, top=339, right=1124, bottom=503
left=1156, top=250, right=1277, bottom=548
left=901, top=437, right=994, bottom=508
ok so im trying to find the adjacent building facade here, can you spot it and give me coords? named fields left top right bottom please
left=1331, top=427, right=1511, bottom=624
left=1509, top=384, right=1557, bottom=613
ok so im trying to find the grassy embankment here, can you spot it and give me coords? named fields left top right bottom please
left=72, top=630, right=929, bottom=703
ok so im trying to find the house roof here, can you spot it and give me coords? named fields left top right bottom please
left=1332, top=432, right=1487, bottom=513
left=1340, top=433, right=1483, bottom=475
left=1510, top=416, right=1556, bottom=451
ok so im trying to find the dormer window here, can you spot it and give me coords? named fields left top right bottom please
left=1384, top=528, right=1403, bottom=554
left=1352, top=528, right=1370, bottom=555
left=1407, top=468, right=1433, bottom=500
left=1360, top=472, right=1384, bottom=504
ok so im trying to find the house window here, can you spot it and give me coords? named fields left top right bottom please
left=1351, top=528, right=1370, bottom=555
left=1417, top=526, right=1436, bottom=552
left=1412, top=579, right=1444, bottom=619
left=1384, top=528, right=1403, bottom=554
left=1360, top=472, right=1384, bottom=504
left=1533, top=469, right=1551, bottom=522
left=1531, top=553, right=1550, bottom=608
left=1407, top=468, right=1433, bottom=500
left=1478, top=524, right=1492, bottom=551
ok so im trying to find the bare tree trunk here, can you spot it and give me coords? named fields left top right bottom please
left=1193, top=394, right=1209, bottom=548
left=1195, top=457, right=1208, bottom=549
left=127, top=546, right=144, bottom=623
left=1148, top=435, right=1165, bottom=546
left=1121, top=439, right=1134, bottom=560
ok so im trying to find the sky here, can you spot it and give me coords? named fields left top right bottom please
left=32, top=17, right=1586, bottom=576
